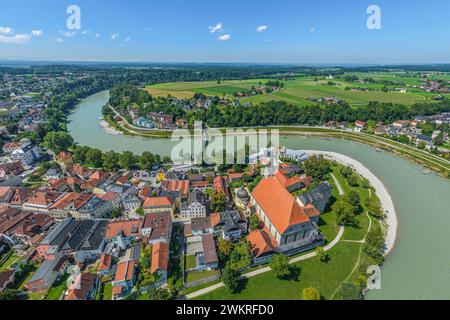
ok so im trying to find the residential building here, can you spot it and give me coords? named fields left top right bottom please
left=181, top=189, right=209, bottom=219
left=141, top=212, right=172, bottom=245
left=143, top=196, right=175, bottom=217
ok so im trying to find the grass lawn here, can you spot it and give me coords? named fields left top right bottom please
left=46, top=275, right=69, bottom=300
left=0, top=253, right=21, bottom=272
left=186, top=269, right=219, bottom=284
left=103, top=283, right=113, bottom=300
left=196, top=242, right=360, bottom=300
left=185, top=255, right=197, bottom=270
left=145, top=75, right=444, bottom=108
left=27, top=291, right=47, bottom=300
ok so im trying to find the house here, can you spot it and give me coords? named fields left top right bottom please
left=354, top=120, right=366, bottom=133
left=281, top=149, right=309, bottom=162
left=0, top=187, right=15, bottom=205
left=393, top=120, right=410, bottom=129
left=141, top=212, right=172, bottom=245
left=247, top=230, right=277, bottom=263
left=181, top=189, right=209, bottom=219
left=64, top=273, right=98, bottom=300
left=44, top=168, right=63, bottom=181
left=185, top=216, right=214, bottom=236
left=49, top=193, right=94, bottom=219
left=0, top=209, right=53, bottom=240
left=105, top=219, right=142, bottom=242
left=25, top=253, right=69, bottom=292
left=0, top=270, right=15, bottom=292
left=23, top=191, right=65, bottom=213
left=151, top=242, right=169, bottom=285
left=213, top=176, right=229, bottom=199
left=212, top=210, right=247, bottom=242
left=185, top=234, right=218, bottom=271
left=297, top=182, right=333, bottom=223
left=56, top=151, right=73, bottom=166
left=143, top=196, right=175, bottom=217
left=112, top=260, right=136, bottom=299
left=249, top=175, right=324, bottom=258
left=74, top=195, right=113, bottom=220
left=374, top=125, right=386, bottom=135
left=98, top=253, right=113, bottom=276
left=274, top=170, right=304, bottom=193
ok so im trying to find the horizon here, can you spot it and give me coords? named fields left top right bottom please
left=1, top=0, right=450, bottom=64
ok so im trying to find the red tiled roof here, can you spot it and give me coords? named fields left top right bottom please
left=151, top=242, right=169, bottom=273
left=114, top=260, right=135, bottom=283
left=25, top=191, right=63, bottom=206
left=304, top=204, right=321, bottom=218
left=105, top=220, right=141, bottom=239
left=143, top=197, right=173, bottom=208
left=209, top=213, right=221, bottom=228
left=98, top=192, right=118, bottom=201
left=161, top=180, right=189, bottom=198
left=98, top=254, right=112, bottom=271
left=274, top=171, right=303, bottom=189
left=251, top=176, right=310, bottom=234
left=247, top=230, right=276, bottom=257
left=89, top=170, right=108, bottom=181
left=202, top=234, right=218, bottom=264
left=191, top=181, right=209, bottom=189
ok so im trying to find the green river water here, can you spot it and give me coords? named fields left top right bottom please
left=67, top=90, right=450, bottom=300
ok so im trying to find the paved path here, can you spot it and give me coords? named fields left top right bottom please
left=185, top=172, right=347, bottom=300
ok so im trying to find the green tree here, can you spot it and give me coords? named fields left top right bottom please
left=222, top=267, right=240, bottom=293
left=119, top=151, right=136, bottom=169
left=335, top=198, right=358, bottom=226
left=302, top=287, right=321, bottom=300
left=303, top=155, right=330, bottom=181
left=269, top=254, right=291, bottom=279
left=139, top=152, right=155, bottom=170
left=218, top=238, right=234, bottom=261
left=249, top=215, right=261, bottom=231
left=210, top=192, right=227, bottom=212
left=102, top=151, right=120, bottom=172
left=136, top=206, right=144, bottom=216
left=346, top=190, right=361, bottom=212
left=43, top=131, right=73, bottom=153
left=346, top=174, right=358, bottom=187
left=85, top=148, right=103, bottom=168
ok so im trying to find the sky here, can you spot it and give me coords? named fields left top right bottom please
left=0, top=0, right=449, bottom=64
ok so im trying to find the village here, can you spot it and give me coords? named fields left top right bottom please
left=0, top=144, right=337, bottom=300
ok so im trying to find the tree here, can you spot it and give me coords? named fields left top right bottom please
left=102, top=151, right=120, bottom=172
left=119, top=151, right=136, bottom=169
left=302, top=287, right=321, bottom=300
left=303, top=155, right=330, bottom=181
left=269, top=254, right=291, bottom=279
left=139, top=152, right=155, bottom=170
left=85, top=148, right=103, bottom=168
left=316, top=246, right=329, bottom=263
left=136, top=206, right=144, bottom=216
left=210, top=192, right=227, bottom=212
left=227, top=239, right=252, bottom=271
left=217, top=238, right=233, bottom=261
left=346, top=174, right=358, bottom=187
left=249, top=215, right=261, bottom=231
left=222, top=267, right=240, bottom=293
left=335, top=198, right=358, bottom=226
left=346, top=190, right=361, bottom=212
left=43, top=131, right=73, bottom=153
left=111, top=208, right=121, bottom=219
left=0, top=289, right=22, bottom=300
left=338, top=282, right=363, bottom=300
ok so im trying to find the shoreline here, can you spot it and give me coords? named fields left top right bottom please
left=304, top=150, right=397, bottom=256
left=99, top=119, right=123, bottom=136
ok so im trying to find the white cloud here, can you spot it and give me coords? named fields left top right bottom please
left=31, top=30, right=43, bottom=37
left=95, top=33, right=100, bottom=39
left=56, top=38, right=63, bottom=42
left=218, top=34, right=231, bottom=41
left=124, top=37, right=131, bottom=42
left=310, top=27, right=315, bottom=32
left=209, top=22, right=223, bottom=33
left=0, top=33, right=31, bottom=44
left=145, top=26, right=151, bottom=31
left=0, top=27, right=43, bottom=44
left=256, top=25, right=268, bottom=32
left=110, top=33, right=119, bottom=40
left=0, top=27, right=14, bottom=35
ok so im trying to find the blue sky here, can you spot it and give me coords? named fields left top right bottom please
left=0, top=0, right=449, bottom=64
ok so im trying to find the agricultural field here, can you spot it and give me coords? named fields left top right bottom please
left=145, top=72, right=449, bottom=108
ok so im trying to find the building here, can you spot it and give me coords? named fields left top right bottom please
left=64, top=273, right=98, bottom=300
left=354, top=120, right=366, bottom=133
left=297, top=182, right=333, bottom=222
left=281, top=148, right=309, bottom=162
left=98, top=253, right=113, bottom=276
left=143, top=197, right=175, bottom=217
left=212, top=210, right=247, bottom=242
left=25, top=253, right=70, bottom=292
left=151, top=242, right=169, bottom=285
left=213, top=176, right=229, bottom=199
left=22, top=191, right=64, bottom=213
left=250, top=175, right=324, bottom=258
left=185, top=234, right=218, bottom=271
left=141, top=212, right=172, bottom=245
left=112, top=260, right=136, bottom=300
left=181, top=189, right=209, bottom=219
left=104, top=219, right=141, bottom=243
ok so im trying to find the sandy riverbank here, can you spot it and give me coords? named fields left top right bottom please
left=305, top=150, right=397, bottom=256
left=99, top=119, right=123, bottom=136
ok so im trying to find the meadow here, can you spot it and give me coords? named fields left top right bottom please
left=145, top=72, right=449, bottom=107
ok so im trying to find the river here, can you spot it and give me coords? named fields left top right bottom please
left=67, top=90, right=450, bottom=300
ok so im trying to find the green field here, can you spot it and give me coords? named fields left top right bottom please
left=145, top=73, right=448, bottom=107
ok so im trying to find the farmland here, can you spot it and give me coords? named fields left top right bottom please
left=145, top=72, right=449, bottom=108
